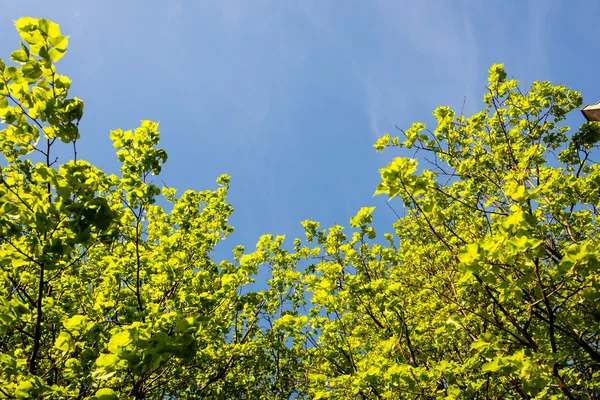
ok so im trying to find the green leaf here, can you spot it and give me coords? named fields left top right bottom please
left=15, top=377, right=43, bottom=399
left=95, top=388, right=118, bottom=400
left=93, top=354, right=120, bottom=380
left=15, top=381, right=35, bottom=399
left=174, top=316, right=196, bottom=333
left=108, top=331, right=133, bottom=353
left=95, top=353, right=120, bottom=368
left=22, top=62, right=43, bottom=79
left=458, top=243, right=480, bottom=265
left=48, top=47, right=67, bottom=62
left=10, top=49, right=29, bottom=63
left=14, top=17, right=38, bottom=35
left=54, top=75, right=71, bottom=89
left=38, top=45, right=50, bottom=62
left=482, top=358, right=502, bottom=373
left=63, top=315, right=88, bottom=331
left=49, top=34, right=68, bottom=49
left=54, top=332, right=73, bottom=352
left=37, top=19, right=60, bottom=38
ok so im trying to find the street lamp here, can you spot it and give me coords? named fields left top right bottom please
left=581, top=101, right=600, bottom=122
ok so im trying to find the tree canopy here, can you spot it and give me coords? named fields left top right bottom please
left=0, top=17, right=598, bottom=399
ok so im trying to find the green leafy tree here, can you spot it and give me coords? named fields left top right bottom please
left=281, top=65, right=600, bottom=398
left=0, top=17, right=305, bottom=399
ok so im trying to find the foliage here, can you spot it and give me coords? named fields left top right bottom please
left=286, top=64, right=600, bottom=399
left=0, top=17, right=303, bottom=399
left=1, top=17, right=599, bottom=399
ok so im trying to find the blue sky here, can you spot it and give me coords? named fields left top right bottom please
left=2, top=1, right=599, bottom=259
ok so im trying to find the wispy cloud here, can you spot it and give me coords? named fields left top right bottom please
left=167, top=0, right=183, bottom=24
left=362, top=74, right=408, bottom=139
left=523, top=0, right=555, bottom=81
left=356, top=1, right=481, bottom=136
